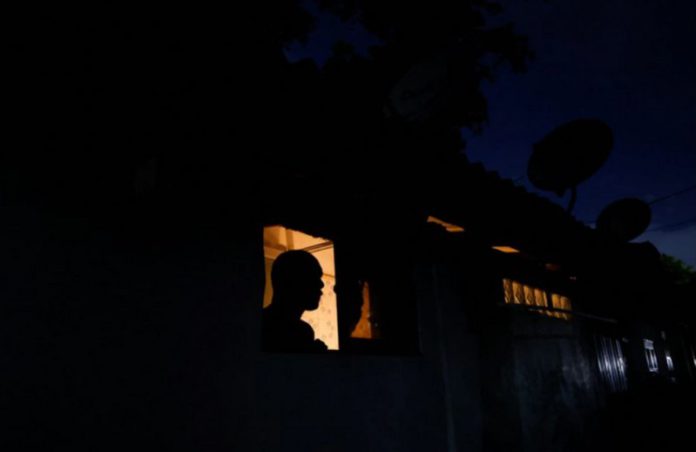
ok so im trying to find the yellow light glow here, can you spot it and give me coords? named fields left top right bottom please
left=351, top=282, right=376, bottom=339
left=502, top=278, right=572, bottom=321
left=427, top=216, right=465, bottom=233
left=263, top=226, right=339, bottom=350
left=492, top=246, right=520, bottom=254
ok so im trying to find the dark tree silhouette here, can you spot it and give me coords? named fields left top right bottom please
left=661, top=255, right=696, bottom=286
left=6, top=2, right=530, bottom=219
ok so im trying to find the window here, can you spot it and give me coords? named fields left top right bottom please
left=426, top=215, right=464, bottom=233
left=594, top=335, right=628, bottom=392
left=502, top=278, right=572, bottom=320
left=661, top=331, right=675, bottom=372
left=262, top=224, right=419, bottom=354
left=337, top=237, right=419, bottom=354
left=492, top=245, right=520, bottom=254
left=643, top=339, right=659, bottom=373
left=262, top=225, right=384, bottom=353
left=349, top=281, right=380, bottom=340
left=665, top=349, right=674, bottom=372
left=263, top=226, right=339, bottom=350
left=550, top=293, right=572, bottom=320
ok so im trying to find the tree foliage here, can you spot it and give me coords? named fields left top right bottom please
left=7, top=2, right=531, bottom=214
left=661, top=254, right=696, bottom=286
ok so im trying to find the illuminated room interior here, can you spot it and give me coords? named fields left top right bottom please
left=502, top=278, right=572, bottom=320
left=263, top=226, right=339, bottom=350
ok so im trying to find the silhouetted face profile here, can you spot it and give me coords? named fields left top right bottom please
left=271, top=250, right=324, bottom=312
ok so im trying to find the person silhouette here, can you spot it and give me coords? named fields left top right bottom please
left=262, top=250, right=328, bottom=352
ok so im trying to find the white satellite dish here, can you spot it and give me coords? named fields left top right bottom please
left=388, top=50, right=451, bottom=122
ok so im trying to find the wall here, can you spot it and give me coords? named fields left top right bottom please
left=476, top=256, right=605, bottom=452
left=248, top=255, right=473, bottom=451
left=509, top=315, right=602, bottom=452
left=2, top=205, right=260, bottom=450
left=3, top=207, right=477, bottom=451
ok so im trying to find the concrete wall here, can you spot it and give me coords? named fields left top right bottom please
left=3, top=206, right=260, bottom=450
left=509, top=315, right=603, bottom=452
left=5, top=201, right=633, bottom=451
left=247, top=257, right=486, bottom=452
left=4, top=205, right=486, bottom=451
left=478, top=281, right=604, bottom=452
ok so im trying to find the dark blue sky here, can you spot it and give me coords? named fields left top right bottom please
left=288, top=0, right=696, bottom=266
left=465, top=0, right=696, bottom=266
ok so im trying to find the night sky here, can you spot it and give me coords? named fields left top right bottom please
left=289, top=0, right=696, bottom=266
left=466, top=0, right=696, bottom=267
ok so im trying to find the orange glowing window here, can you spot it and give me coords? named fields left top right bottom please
left=263, top=226, right=339, bottom=350
left=335, top=241, right=419, bottom=354
left=427, top=216, right=465, bottom=233
left=350, top=281, right=380, bottom=340
left=492, top=246, right=520, bottom=254
left=502, top=279, right=514, bottom=304
left=502, top=278, right=571, bottom=320
left=550, top=294, right=572, bottom=320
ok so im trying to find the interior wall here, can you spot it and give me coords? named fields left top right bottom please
left=263, top=226, right=339, bottom=349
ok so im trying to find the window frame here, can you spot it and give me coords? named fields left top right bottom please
left=261, top=224, right=421, bottom=355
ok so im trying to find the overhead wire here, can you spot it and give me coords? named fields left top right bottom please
left=645, top=216, right=696, bottom=232
left=647, top=183, right=696, bottom=205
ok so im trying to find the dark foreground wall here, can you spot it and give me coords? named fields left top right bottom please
left=509, top=315, right=602, bottom=452
left=3, top=204, right=488, bottom=451
left=3, top=205, right=260, bottom=450
left=10, top=200, right=674, bottom=451
left=478, top=295, right=605, bottom=452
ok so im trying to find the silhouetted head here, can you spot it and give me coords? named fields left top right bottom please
left=271, top=250, right=324, bottom=312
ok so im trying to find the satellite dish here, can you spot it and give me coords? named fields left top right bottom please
left=596, top=198, right=652, bottom=242
left=387, top=46, right=474, bottom=124
left=388, top=50, right=451, bottom=122
left=528, top=119, right=613, bottom=212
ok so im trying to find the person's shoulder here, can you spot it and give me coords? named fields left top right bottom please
left=297, top=321, right=328, bottom=351
left=261, top=307, right=328, bottom=352
left=297, top=319, right=315, bottom=336
left=311, top=339, right=328, bottom=351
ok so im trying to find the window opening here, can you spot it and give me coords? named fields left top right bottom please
left=427, top=215, right=464, bottom=233
left=492, top=245, right=520, bottom=254
left=594, top=335, right=628, bottom=392
left=263, top=225, right=339, bottom=350
left=643, top=339, right=659, bottom=373
left=502, top=278, right=572, bottom=320
left=349, top=281, right=380, bottom=340
left=665, top=349, right=674, bottom=372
